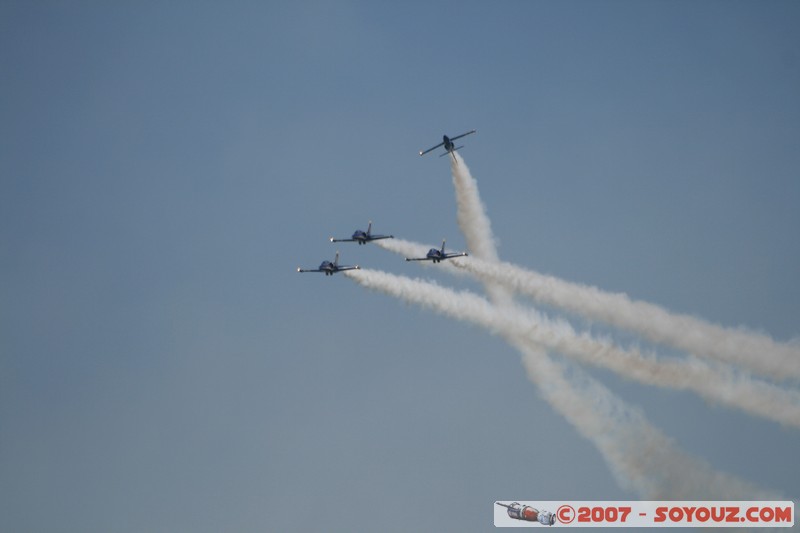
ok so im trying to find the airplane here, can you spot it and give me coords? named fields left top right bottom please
left=297, top=252, right=359, bottom=276
left=405, top=239, right=468, bottom=263
left=330, top=221, right=394, bottom=245
left=495, top=502, right=555, bottom=526
left=418, top=130, right=476, bottom=161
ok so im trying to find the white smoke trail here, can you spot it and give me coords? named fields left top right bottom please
left=517, top=342, right=777, bottom=499
left=345, top=268, right=780, bottom=498
left=449, top=254, right=800, bottom=382
left=449, top=153, right=799, bottom=382
left=449, top=152, right=512, bottom=306
left=377, top=237, right=800, bottom=427
left=450, top=152, right=499, bottom=262
left=441, top=152, right=783, bottom=499
left=345, top=269, right=800, bottom=428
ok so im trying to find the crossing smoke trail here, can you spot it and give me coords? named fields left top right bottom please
left=403, top=153, right=800, bottom=427
left=441, top=152, right=782, bottom=498
left=345, top=269, right=800, bottom=428
left=449, top=153, right=498, bottom=262
left=517, top=343, right=777, bottom=500
left=449, top=152, right=512, bottom=305
left=345, top=269, right=779, bottom=499
left=353, top=152, right=784, bottom=498
left=450, top=250, right=800, bottom=383
left=376, top=238, right=800, bottom=427
left=444, top=151, right=736, bottom=497
left=448, top=152, right=800, bottom=382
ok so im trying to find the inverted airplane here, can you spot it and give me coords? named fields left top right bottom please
left=330, top=221, right=393, bottom=245
left=405, top=239, right=468, bottom=263
left=297, top=252, right=359, bottom=276
left=419, top=130, right=476, bottom=161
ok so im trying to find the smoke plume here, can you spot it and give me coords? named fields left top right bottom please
left=345, top=269, right=800, bottom=429
left=450, top=255, right=800, bottom=382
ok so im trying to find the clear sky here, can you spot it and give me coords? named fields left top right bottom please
left=1, top=1, right=798, bottom=532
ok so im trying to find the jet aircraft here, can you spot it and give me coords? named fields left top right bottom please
left=297, top=252, right=359, bottom=276
left=418, top=130, right=476, bottom=161
left=330, top=221, right=393, bottom=245
left=405, top=239, right=468, bottom=263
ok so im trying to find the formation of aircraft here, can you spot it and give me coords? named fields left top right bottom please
left=297, top=252, right=359, bottom=276
left=298, top=129, right=475, bottom=275
left=418, top=130, right=476, bottom=161
left=330, top=221, right=393, bottom=245
left=405, top=239, right=468, bottom=263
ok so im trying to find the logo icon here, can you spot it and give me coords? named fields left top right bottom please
left=496, top=502, right=556, bottom=526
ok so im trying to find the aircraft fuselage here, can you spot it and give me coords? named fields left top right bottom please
left=443, top=135, right=454, bottom=152
left=427, top=249, right=444, bottom=262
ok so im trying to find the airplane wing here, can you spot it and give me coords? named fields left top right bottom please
left=443, top=252, right=469, bottom=259
left=419, top=142, right=445, bottom=156
left=405, top=257, right=431, bottom=262
left=330, top=237, right=356, bottom=243
left=297, top=268, right=324, bottom=273
left=336, top=265, right=360, bottom=272
left=449, top=129, right=476, bottom=142
left=367, top=234, right=393, bottom=241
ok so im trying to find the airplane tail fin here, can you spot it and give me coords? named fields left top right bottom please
left=334, top=251, right=339, bottom=267
left=367, top=220, right=372, bottom=236
left=441, top=239, right=446, bottom=253
left=443, top=149, right=462, bottom=165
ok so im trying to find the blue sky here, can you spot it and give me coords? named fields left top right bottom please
left=1, top=2, right=799, bottom=531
